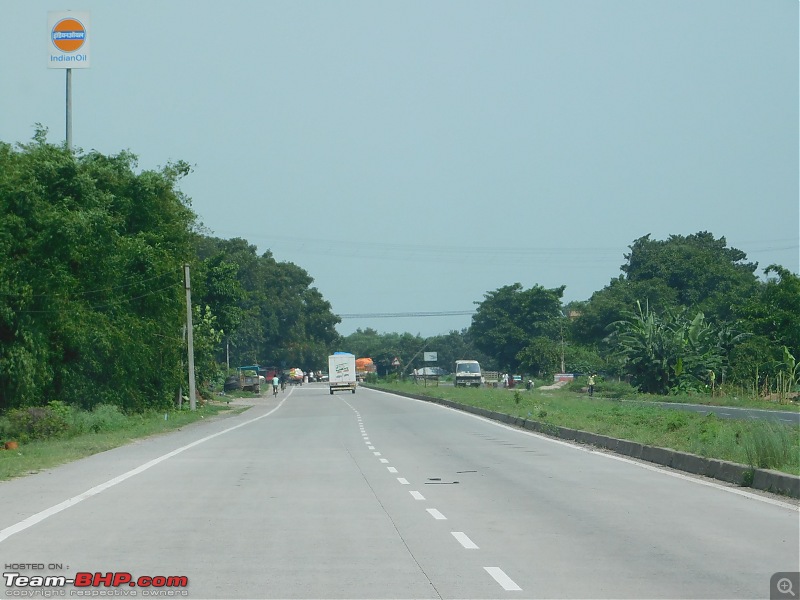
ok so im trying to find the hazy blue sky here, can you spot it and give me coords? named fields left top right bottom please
left=5, top=1, right=798, bottom=337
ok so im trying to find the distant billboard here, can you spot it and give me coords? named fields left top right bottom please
left=423, top=352, right=438, bottom=362
left=48, top=11, right=91, bottom=68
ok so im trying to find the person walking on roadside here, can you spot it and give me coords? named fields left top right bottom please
left=588, top=373, right=596, bottom=397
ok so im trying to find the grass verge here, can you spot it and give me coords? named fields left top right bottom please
left=0, top=403, right=245, bottom=481
left=377, top=382, right=800, bottom=476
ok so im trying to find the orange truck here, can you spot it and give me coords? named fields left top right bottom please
left=355, top=357, right=377, bottom=381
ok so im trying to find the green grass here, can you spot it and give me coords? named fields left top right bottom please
left=376, top=381, right=800, bottom=476
left=0, top=403, right=245, bottom=481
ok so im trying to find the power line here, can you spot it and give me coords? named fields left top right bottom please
left=0, top=270, right=181, bottom=299
left=339, top=310, right=475, bottom=319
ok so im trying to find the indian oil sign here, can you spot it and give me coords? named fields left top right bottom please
left=48, top=11, right=91, bottom=68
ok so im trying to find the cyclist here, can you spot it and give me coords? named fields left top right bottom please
left=272, top=374, right=280, bottom=397
left=280, top=372, right=287, bottom=392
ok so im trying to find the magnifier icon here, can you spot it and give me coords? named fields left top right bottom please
left=777, top=578, right=796, bottom=597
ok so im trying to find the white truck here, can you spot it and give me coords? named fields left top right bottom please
left=454, top=359, right=483, bottom=387
left=328, top=352, right=357, bottom=395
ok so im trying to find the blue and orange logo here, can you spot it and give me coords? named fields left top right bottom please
left=51, top=18, right=86, bottom=53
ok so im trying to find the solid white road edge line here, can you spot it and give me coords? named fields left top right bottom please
left=0, top=394, right=293, bottom=544
left=367, top=387, right=799, bottom=511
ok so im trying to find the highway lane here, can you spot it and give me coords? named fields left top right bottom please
left=0, top=383, right=797, bottom=599
left=643, top=400, right=800, bottom=424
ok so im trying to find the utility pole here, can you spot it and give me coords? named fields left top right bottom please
left=184, top=264, right=197, bottom=410
left=65, top=69, right=72, bottom=150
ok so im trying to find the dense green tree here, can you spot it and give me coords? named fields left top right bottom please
left=469, top=283, right=564, bottom=371
left=570, top=277, right=679, bottom=347
left=197, top=237, right=340, bottom=371
left=516, top=337, right=560, bottom=378
left=608, top=301, right=739, bottom=394
left=621, top=232, right=759, bottom=322
left=0, top=134, right=194, bottom=411
left=729, top=265, right=800, bottom=387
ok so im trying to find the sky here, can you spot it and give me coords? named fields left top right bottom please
left=4, top=1, right=798, bottom=338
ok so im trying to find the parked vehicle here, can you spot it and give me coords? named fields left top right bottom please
left=237, top=365, right=261, bottom=393
left=483, top=371, right=500, bottom=387
left=454, top=360, right=482, bottom=387
left=329, top=353, right=357, bottom=394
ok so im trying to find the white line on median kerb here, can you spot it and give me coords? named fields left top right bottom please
left=0, top=396, right=292, bottom=544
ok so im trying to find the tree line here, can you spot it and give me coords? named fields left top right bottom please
left=343, top=232, right=798, bottom=399
left=0, top=133, right=339, bottom=412
left=2, top=135, right=797, bottom=412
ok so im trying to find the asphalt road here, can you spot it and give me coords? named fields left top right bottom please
left=1, top=384, right=797, bottom=599
left=643, top=401, right=800, bottom=425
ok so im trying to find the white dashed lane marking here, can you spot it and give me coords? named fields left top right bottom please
left=346, top=397, right=521, bottom=593
left=452, top=532, right=479, bottom=549
left=484, top=567, right=522, bottom=591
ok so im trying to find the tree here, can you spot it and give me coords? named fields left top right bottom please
left=197, top=237, right=340, bottom=371
left=570, top=276, right=679, bottom=347
left=608, top=301, right=733, bottom=394
left=730, top=265, right=800, bottom=386
left=0, top=133, right=195, bottom=411
left=516, top=337, right=560, bottom=378
left=469, top=283, right=565, bottom=371
left=621, top=232, right=759, bottom=322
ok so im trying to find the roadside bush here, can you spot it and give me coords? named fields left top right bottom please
left=3, top=403, right=70, bottom=442
left=743, top=421, right=797, bottom=470
left=0, top=401, right=131, bottom=442
left=565, top=377, right=637, bottom=399
left=86, top=404, right=128, bottom=433
left=596, top=380, right=639, bottom=399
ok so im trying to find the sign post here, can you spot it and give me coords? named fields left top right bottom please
left=423, top=352, right=438, bottom=387
left=48, top=11, right=91, bottom=150
left=391, top=356, right=401, bottom=380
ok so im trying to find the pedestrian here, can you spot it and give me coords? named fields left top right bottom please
left=588, top=373, right=596, bottom=397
